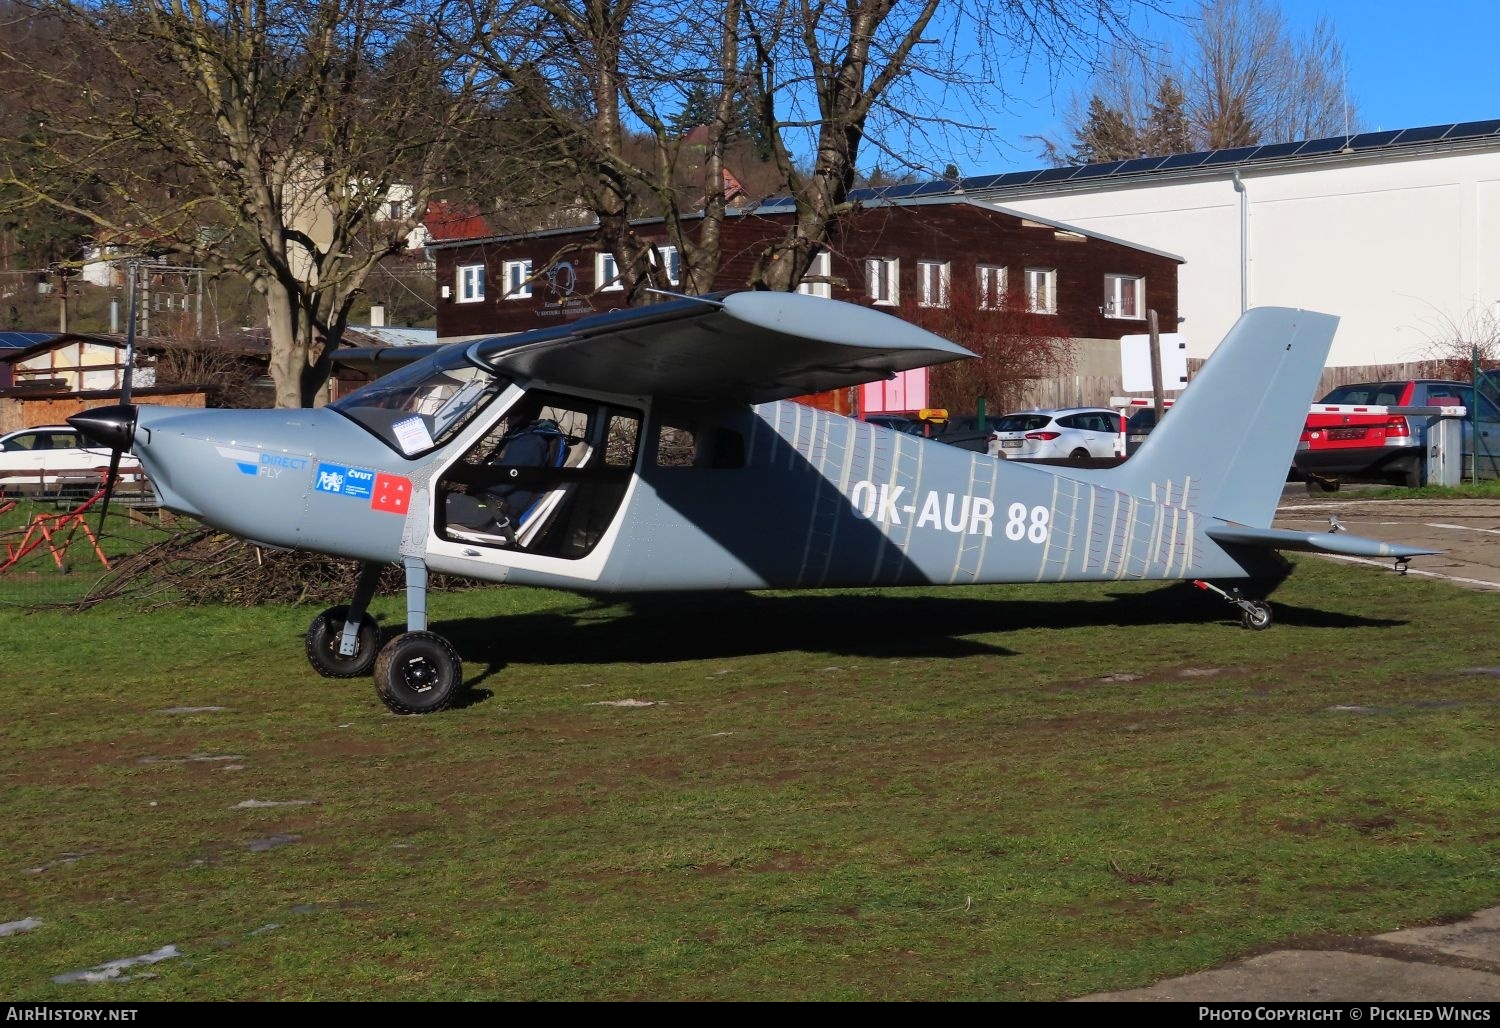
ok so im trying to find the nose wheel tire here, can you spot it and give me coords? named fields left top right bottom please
left=305, top=606, right=380, bottom=679
left=374, top=631, right=464, bottom=714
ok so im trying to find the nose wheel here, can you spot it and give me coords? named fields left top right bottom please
left=1193, top=580, right=1274, bottom=630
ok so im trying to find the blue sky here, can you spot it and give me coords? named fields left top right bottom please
left=957, top=0, right=1500, bottom=174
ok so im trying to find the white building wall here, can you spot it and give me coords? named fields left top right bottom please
left=988, top=147, right=1500, bottom=368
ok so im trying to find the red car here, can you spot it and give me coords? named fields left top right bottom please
left=1294, top=380, right=1470, bottom=490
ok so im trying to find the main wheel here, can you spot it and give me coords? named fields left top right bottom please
left=305, top=606, right=379, bottom=678
left=1240, top=601, right=1272, bottom=631
left=374, top=631, right=464, bottom=715
left=1069, top=447, right=1090, bottom=462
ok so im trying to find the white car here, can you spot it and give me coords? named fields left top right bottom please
left=988, top=407, right=1124, bottom=461
left=0, top=424, right=144, bottom=492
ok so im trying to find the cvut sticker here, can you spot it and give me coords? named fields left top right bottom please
left=314, top=462, right=375, bottom=499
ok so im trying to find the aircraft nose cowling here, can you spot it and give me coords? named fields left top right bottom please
left=68, top=404, right=138, bottom=451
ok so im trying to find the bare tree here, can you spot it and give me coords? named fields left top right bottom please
left=740, top=1, right=1147, bottom=292
left=457, top=1, right=1150, bottom=299
left=1041, top=0, right=1354, bottom=164
left=899, top=275, right=1074, bottom=413
left=0, top=0, right=504, bottom=407
left=1418, top=306, right=1500, bottom=381
left=454, top=0, right=757, bottom=303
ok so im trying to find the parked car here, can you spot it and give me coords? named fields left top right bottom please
left=862, top=413, right=926, bottom=436
left=1124, top=404, right=1170, bottom=455
left=988, top=407, right=1125, bottom=461
left=0, top=424, right=143, bottom=492
left=1294, top=380, right=1498, bottom=490
left=926, top=414, right=995, bottom=453
left=862, top=412, right=993, bottom=452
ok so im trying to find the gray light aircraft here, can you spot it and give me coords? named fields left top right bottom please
left=69, top=292, right=1433, bottom=714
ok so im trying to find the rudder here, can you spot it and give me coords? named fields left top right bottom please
left=1105, top=307, right=1337, bottom=527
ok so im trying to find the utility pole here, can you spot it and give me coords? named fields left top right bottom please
left=1148, top=309, right=1165, bottom=425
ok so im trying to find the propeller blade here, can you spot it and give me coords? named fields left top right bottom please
left=95, top=446, right=125, bottom=532
left=93, top=261, right=141, bottom=533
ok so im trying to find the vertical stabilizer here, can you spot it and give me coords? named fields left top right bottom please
left=1107, top=307, right=1337, bottom=527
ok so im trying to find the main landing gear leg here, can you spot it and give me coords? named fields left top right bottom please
left=373, top=556, right=464, bottom=715
left=305, top=561, right=383, bottom=678
left=1192, top=580, right=1273, bottom=630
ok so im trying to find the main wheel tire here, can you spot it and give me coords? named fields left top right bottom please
left=1069, top=447, right=1090, bottom=462
left=1240, top=601, right=1272, bottom=631
left=374, top=632, right=464, bottom=715
left=305, top=606, right=379, bottom=679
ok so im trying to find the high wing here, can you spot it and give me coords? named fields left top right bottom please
left=338, top=292, right=974, bottom=404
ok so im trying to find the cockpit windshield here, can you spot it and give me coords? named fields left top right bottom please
left=330, top=347, right=510, bottom=457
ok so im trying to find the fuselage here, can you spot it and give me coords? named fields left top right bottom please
left=123, top=389, right=1265, bottom=594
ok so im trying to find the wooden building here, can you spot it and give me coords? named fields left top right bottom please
left=428, top=195, right=1182, bottom=410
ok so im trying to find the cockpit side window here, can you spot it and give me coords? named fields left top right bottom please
left=330, top=349, right=510, bottom=457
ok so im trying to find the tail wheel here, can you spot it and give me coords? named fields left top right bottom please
left=1240, top=601, right=1272, bottom=631
left=305, top=606, right=379, bottom=679
left=374, top=632, right=464, bottom=715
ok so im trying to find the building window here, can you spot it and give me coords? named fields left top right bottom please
left=866, top=257, right=899, bottom=306
left=595, top=252, right=623, bottom=292
left=386, top=200, right=404, bottom=220
left=977, top=264, right=1007, bottom=310
left=1025, top=267, right=1056, bottom=314
left=649, top=245, right=681, bottom=286
left=501, top=259, right=533, bottom=300
left=457, top=264, right=486, bottom=303
left=798, top=251, right=832, bottom=299
left=1104, top=273, right=1144, bottom=319
left=917, top=260, right=950, bottom=308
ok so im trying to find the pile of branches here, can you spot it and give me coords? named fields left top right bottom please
left=80, top=524, right=474, bottom=609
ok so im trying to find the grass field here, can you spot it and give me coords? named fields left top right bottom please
left=2, top=557, right=1499, bottom=1000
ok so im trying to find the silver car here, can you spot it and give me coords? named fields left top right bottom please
left=988, top=407, right=1124, bottom=461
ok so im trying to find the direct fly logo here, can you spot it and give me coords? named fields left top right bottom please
left=215, top=446, right=310, bottom=480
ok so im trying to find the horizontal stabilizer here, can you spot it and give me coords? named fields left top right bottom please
left=1207, top=524, right=1438, bottom=559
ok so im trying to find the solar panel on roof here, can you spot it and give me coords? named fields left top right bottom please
left=1070, top=161, right=1126, bottom=179
left=1448, top=119, right=1500, bottom=138
left=1295, top=135, right=1350, bottom=156
left=911, top=180, right=954, bottom=196
left=1248, top=141, right=1303, bottom=160
left=961, top=174, right=1005, bottom=191
left=1390, top=124, right=1452, bottom=145
left=1347, top=130, right=1402, bottom=149
left=1113, top=156, right=1168, bottom=174
left=0, top=331, right=52, bottom=350
left=1202, top=145, right=1259, bottom=166
left=1030, top=166, right=1079, bottom=184
left=995, top=170, right=1043, bottom=186
left=1156, top=150, right=1212, bottom=170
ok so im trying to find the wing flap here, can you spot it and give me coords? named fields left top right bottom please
left=1208, top=524, right=1437, bottom=559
